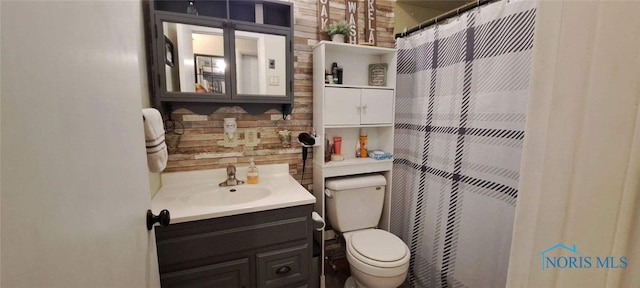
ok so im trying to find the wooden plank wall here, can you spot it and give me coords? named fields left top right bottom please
left=165, top=0, right=395, bottom=190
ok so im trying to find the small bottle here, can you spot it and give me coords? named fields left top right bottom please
left=186, top=0, right=199, bottom=15
left=332, top=62, right=338, bottom=84
left=337, top=67, right=343, bottom=84
left=360, top=129, right=368, bottom=158
left=247, top=158, right=259, bottom=184
left=324, top=134, right=332, bottom=162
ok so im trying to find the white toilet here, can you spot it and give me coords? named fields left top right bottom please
left=325, top=174, right=410, bottom=288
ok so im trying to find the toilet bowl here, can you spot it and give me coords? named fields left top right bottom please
left=343, top=229, right=410, bottom=288
left=324, top=174, right=410, bottom=288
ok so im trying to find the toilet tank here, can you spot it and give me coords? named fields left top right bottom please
left=325, top=174, right=387, bottom=233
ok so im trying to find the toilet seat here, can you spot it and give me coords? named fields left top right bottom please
left=345, top=229, right=410, bottom=269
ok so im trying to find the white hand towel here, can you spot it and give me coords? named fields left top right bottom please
left=142, top=108, right=168, bottom=172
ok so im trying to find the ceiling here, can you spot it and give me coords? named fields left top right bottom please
left=395, top=0, right=472, bottom=12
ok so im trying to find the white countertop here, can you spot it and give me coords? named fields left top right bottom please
left=152, top=163, right=316, bottom=224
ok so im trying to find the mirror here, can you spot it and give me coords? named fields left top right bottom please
left=235, top=30, right=286, bottom=96
left=162, top=21, right=287, bottom=97
left=163, top=22, right=226, bottom=94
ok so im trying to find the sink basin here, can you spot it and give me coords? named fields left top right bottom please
left=178, top=184, right=272, bottom=207
left=153, top=163, right=316, bottom=223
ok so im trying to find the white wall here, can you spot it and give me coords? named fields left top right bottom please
left=163, top=22, right=179, bottom=92
left=263, top=34, right=286, bottom=95
left=176, top=23, right=195, bottom=92
left=192, top=33, right=224, bottom=56
left=234, top=31, right=286, bottom=95
left=393, top=2, right=444, bottom=34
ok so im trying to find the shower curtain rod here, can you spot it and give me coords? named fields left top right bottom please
left=395, top=0, right=494, bottom=39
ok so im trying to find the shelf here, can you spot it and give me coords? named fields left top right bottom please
left=324, top=124, right=393, bottom=128
left=323, top=157, right=392, bottom=168
left=314, top=41, right=396, bottom=55
left=316, top=158, right=393, bottom=178
left=324, top=84, right=394, bottom=90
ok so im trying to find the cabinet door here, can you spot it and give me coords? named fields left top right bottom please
left=360, top=89, right=394, bottom=124
left=160, top=258, right=250, bottom=288
left=324, top=87, right=361, bottom=126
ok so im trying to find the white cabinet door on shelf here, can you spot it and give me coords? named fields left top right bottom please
left=325, top=87, right=361, bottom=125
left=361, top=89, right=394, bottom=124
left=324, top=87, right=395, bottom=126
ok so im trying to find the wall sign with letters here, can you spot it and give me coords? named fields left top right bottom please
left=318, top=0, right=331, bottom=38
left=365, top=0, right=376, bottom=45
left=345, top=0, right=358, bottom=44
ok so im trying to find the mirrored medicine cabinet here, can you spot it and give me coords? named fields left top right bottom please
left=145, top=0, right=294, bottom=115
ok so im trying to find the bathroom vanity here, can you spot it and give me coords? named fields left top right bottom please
left=155, top=205, right=312, bottom=288
left=152, top=164, right=316, bottom=287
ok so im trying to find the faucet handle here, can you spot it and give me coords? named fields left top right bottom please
left=226, top=164, right=236, bottom=176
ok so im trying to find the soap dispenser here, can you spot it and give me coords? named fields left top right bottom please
left=247, top=158, right=259, bottom=184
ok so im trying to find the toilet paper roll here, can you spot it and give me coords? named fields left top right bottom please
left=311, top=211, right=325, bottom=231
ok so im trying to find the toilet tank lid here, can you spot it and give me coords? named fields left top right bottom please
left=325, top=174, right=386, bottom=190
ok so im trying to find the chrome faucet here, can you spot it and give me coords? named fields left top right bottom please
left=219, top=164, right=245, bottom=186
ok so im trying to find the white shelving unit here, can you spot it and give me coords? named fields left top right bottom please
left=312, top=41, right=396, bottom=287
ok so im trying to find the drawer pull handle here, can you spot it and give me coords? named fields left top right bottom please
left=276, top=266, right=291, bottom=275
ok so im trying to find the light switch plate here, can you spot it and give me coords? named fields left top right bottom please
left=269, top=76, right=279, bottom=86
left=244, top=129, right=260, bottom=147
left=223, top=133, right=238, bottom=147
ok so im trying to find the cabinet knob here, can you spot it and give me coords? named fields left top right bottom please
left=146, top=209, right=170, bottom=230
left=275, top=265, right=291, bottom=275
left=362, top=104, right=367, bottom=109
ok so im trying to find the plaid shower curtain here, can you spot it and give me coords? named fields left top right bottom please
left=392, top=1, right=537, bottom=287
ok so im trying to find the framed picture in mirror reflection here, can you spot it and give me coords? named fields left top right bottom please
left=164, top=36, right=174, bottom=67
left=194, top=54, right=226, bottom=94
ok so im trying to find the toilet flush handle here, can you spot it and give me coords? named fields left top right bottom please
left=324, top=189, right=333, bottom=198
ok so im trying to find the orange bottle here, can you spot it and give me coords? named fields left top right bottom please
left=359, top=129, right=368, bottom=158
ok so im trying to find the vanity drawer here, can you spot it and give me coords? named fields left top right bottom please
left=160, top=258, right=250, bottom=288
left=257, top=244, right=309, bottom=288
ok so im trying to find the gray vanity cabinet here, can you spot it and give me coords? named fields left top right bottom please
left=155, top=204, right=313, bottom=288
